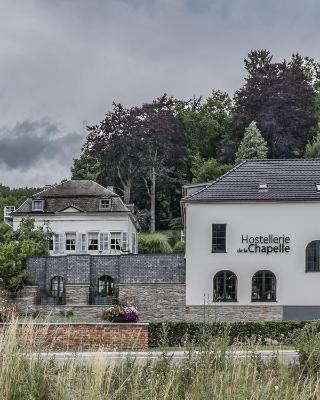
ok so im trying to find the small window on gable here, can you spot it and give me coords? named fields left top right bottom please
left=32, top=199, right=44, bottom=212
left=99, top=198, right=111, bottom=211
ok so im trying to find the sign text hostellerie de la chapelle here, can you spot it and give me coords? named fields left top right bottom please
left=237, top=234, right=291, bottom=255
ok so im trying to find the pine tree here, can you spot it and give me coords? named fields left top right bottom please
left=235, top=121, right=268, bottom=164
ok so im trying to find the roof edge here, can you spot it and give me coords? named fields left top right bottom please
left=183, top=160, right=247, bottom=200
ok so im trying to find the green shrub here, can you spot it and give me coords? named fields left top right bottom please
left=148, top=321, right=307, bottom=348
left=173, top=240, right=185, bottom=253
left=138, top=233, right=173, bottom=254
left=295, top=321, right=320, bottom=373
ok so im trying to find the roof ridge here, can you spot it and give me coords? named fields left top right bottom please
left=186, top=160, right=247, bottom=199
left=244, top=158, right=320, bottom=162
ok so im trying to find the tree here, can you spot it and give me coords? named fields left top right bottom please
left=304, top=130, right=320, bottom=159
left=176, top=91, right=232, bottom=160
left=235, top=121, right=268, bottom=164
left=71, top=154, right=100, bottom=181
left=137, top=95, right=187, bottom=232
left=84, top=103, right=143, bottom=204
left=227, top=50, right=318, bottom=160
left=191, top=154, right=232, bottom=183
left=0, top=184, right=39, bottom=223
left=0, top=218, right=50, bottom=289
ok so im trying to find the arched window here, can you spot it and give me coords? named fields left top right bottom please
left=213, top=270, right=237, bottom=301
left=50, top=276, right=64, bottom=298
left=306, top=241, right=320, bottom=272
left=98, top=275, right=114, bottom=296
left=252, top=270, right=276, bottom=302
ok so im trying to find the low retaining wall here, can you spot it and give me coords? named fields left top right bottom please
left=0, top=323, right=148, bottom=351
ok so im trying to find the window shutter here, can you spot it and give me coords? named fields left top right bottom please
left=54, top=233, right=64, bottom=253
left=81, top=233, right=87, bottom=252
left=54, top=234, right=59, bottom=253
left=76, top=233, right=83, bottom=253
left=122, top=232, right=128, bottom=253
left=132, top=233, right=136, bottom=254
left=59, top=233, right=65, bottom=253
left=99, top=233, right=109, bottom=253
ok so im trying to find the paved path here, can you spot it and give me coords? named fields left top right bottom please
left=33, top=349, right=299, bottom=364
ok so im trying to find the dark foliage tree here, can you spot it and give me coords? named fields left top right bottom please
left=83, top=96, right=187, bottom=231
left=136, top=95, right=187, bottom=232
left=84, top=103, right=143, bottom=204
left=226, top=50, right=318, bottom=160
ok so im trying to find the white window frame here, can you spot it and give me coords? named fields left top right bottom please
left=110, top=231, right=122, bottom=252
left=65, top=232, right=77, bottom=252
left=99, top=198, right=111, bottom=211
left=87, top=231, right=99, bottom=251
left=32, top=199, right=44, bottom=212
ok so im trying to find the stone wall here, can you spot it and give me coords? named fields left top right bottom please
left=65, top=285, right=89, bottom=304
left=27, top=254, right=186, bottom=288
left=185, top=305, right=283, bottom=322
left=0, top=323, right=148, bottom=351
left=24, top=255, right=285, bottom=322
left=119, top=284, right=186, bottom=322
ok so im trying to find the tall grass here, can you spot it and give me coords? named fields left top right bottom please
left=1, top=321, right=320, bottom=399
left=138, top=233, right=173, bottom=254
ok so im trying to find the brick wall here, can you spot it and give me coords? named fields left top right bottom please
left=0, top=323, right=148, bottom=351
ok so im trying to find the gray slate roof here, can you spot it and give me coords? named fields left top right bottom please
left=33, top=180, right=116, bottom=198
left=15, top=180, right=130, bottom=214
left=184, top=159, right=320, bottom=202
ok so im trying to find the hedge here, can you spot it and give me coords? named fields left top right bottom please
left=148, top=321, right=308, bottom=347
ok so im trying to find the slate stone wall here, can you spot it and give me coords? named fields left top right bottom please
left=65, top=285, right=89, bottom=304
left=25, top=255, right=283, bottom=322
left=185, top=305, right=283, bottom=322
left=27, top=254, right=185, bottom=287
left=118, top=284, right=186, bottom=322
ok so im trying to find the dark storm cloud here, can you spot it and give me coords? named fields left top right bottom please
left=0, top=119, right=83, bottom=169
left=1, top=0, right=320, bottom=185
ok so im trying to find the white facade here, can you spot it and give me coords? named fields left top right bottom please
left=11, top=180, right=139, bottom=256
left=13, top=209, right=138, bottom=256
left=185, top=201, right=320, bottom=307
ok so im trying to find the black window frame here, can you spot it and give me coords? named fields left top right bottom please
left=251, top=270, right=276, bottom=302
left=98, top=275, right=115, bottom=296
left=306, top=241, right=320, bottom=272
left=212, top=224, right=227, bottom=253
left=213, top=270, right=237, bottom=302
left=50, top=276, right=64, bottom=298
left=65, top=232, right=76, bottom=251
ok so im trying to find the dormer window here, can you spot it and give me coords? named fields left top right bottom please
left=316, top=184, right=320, bottom=192
left=258, top=183, right=268, bottom=190
left=32, top=199, right=44, bottom=212
left=99, top=198, right=111, bottom=211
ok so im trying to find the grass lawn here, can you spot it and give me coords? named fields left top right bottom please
left=1, top=321, right=320, bottom=399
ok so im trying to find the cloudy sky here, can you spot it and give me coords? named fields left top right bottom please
left=1, top=0, right=320, bottom=187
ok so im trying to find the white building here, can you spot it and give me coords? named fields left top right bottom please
left=182, top=159, right=320, bottom=320
left=12, top=180, right=139, bottom=255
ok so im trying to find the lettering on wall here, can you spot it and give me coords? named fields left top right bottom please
left=237, top=234, right=290, bottom=255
